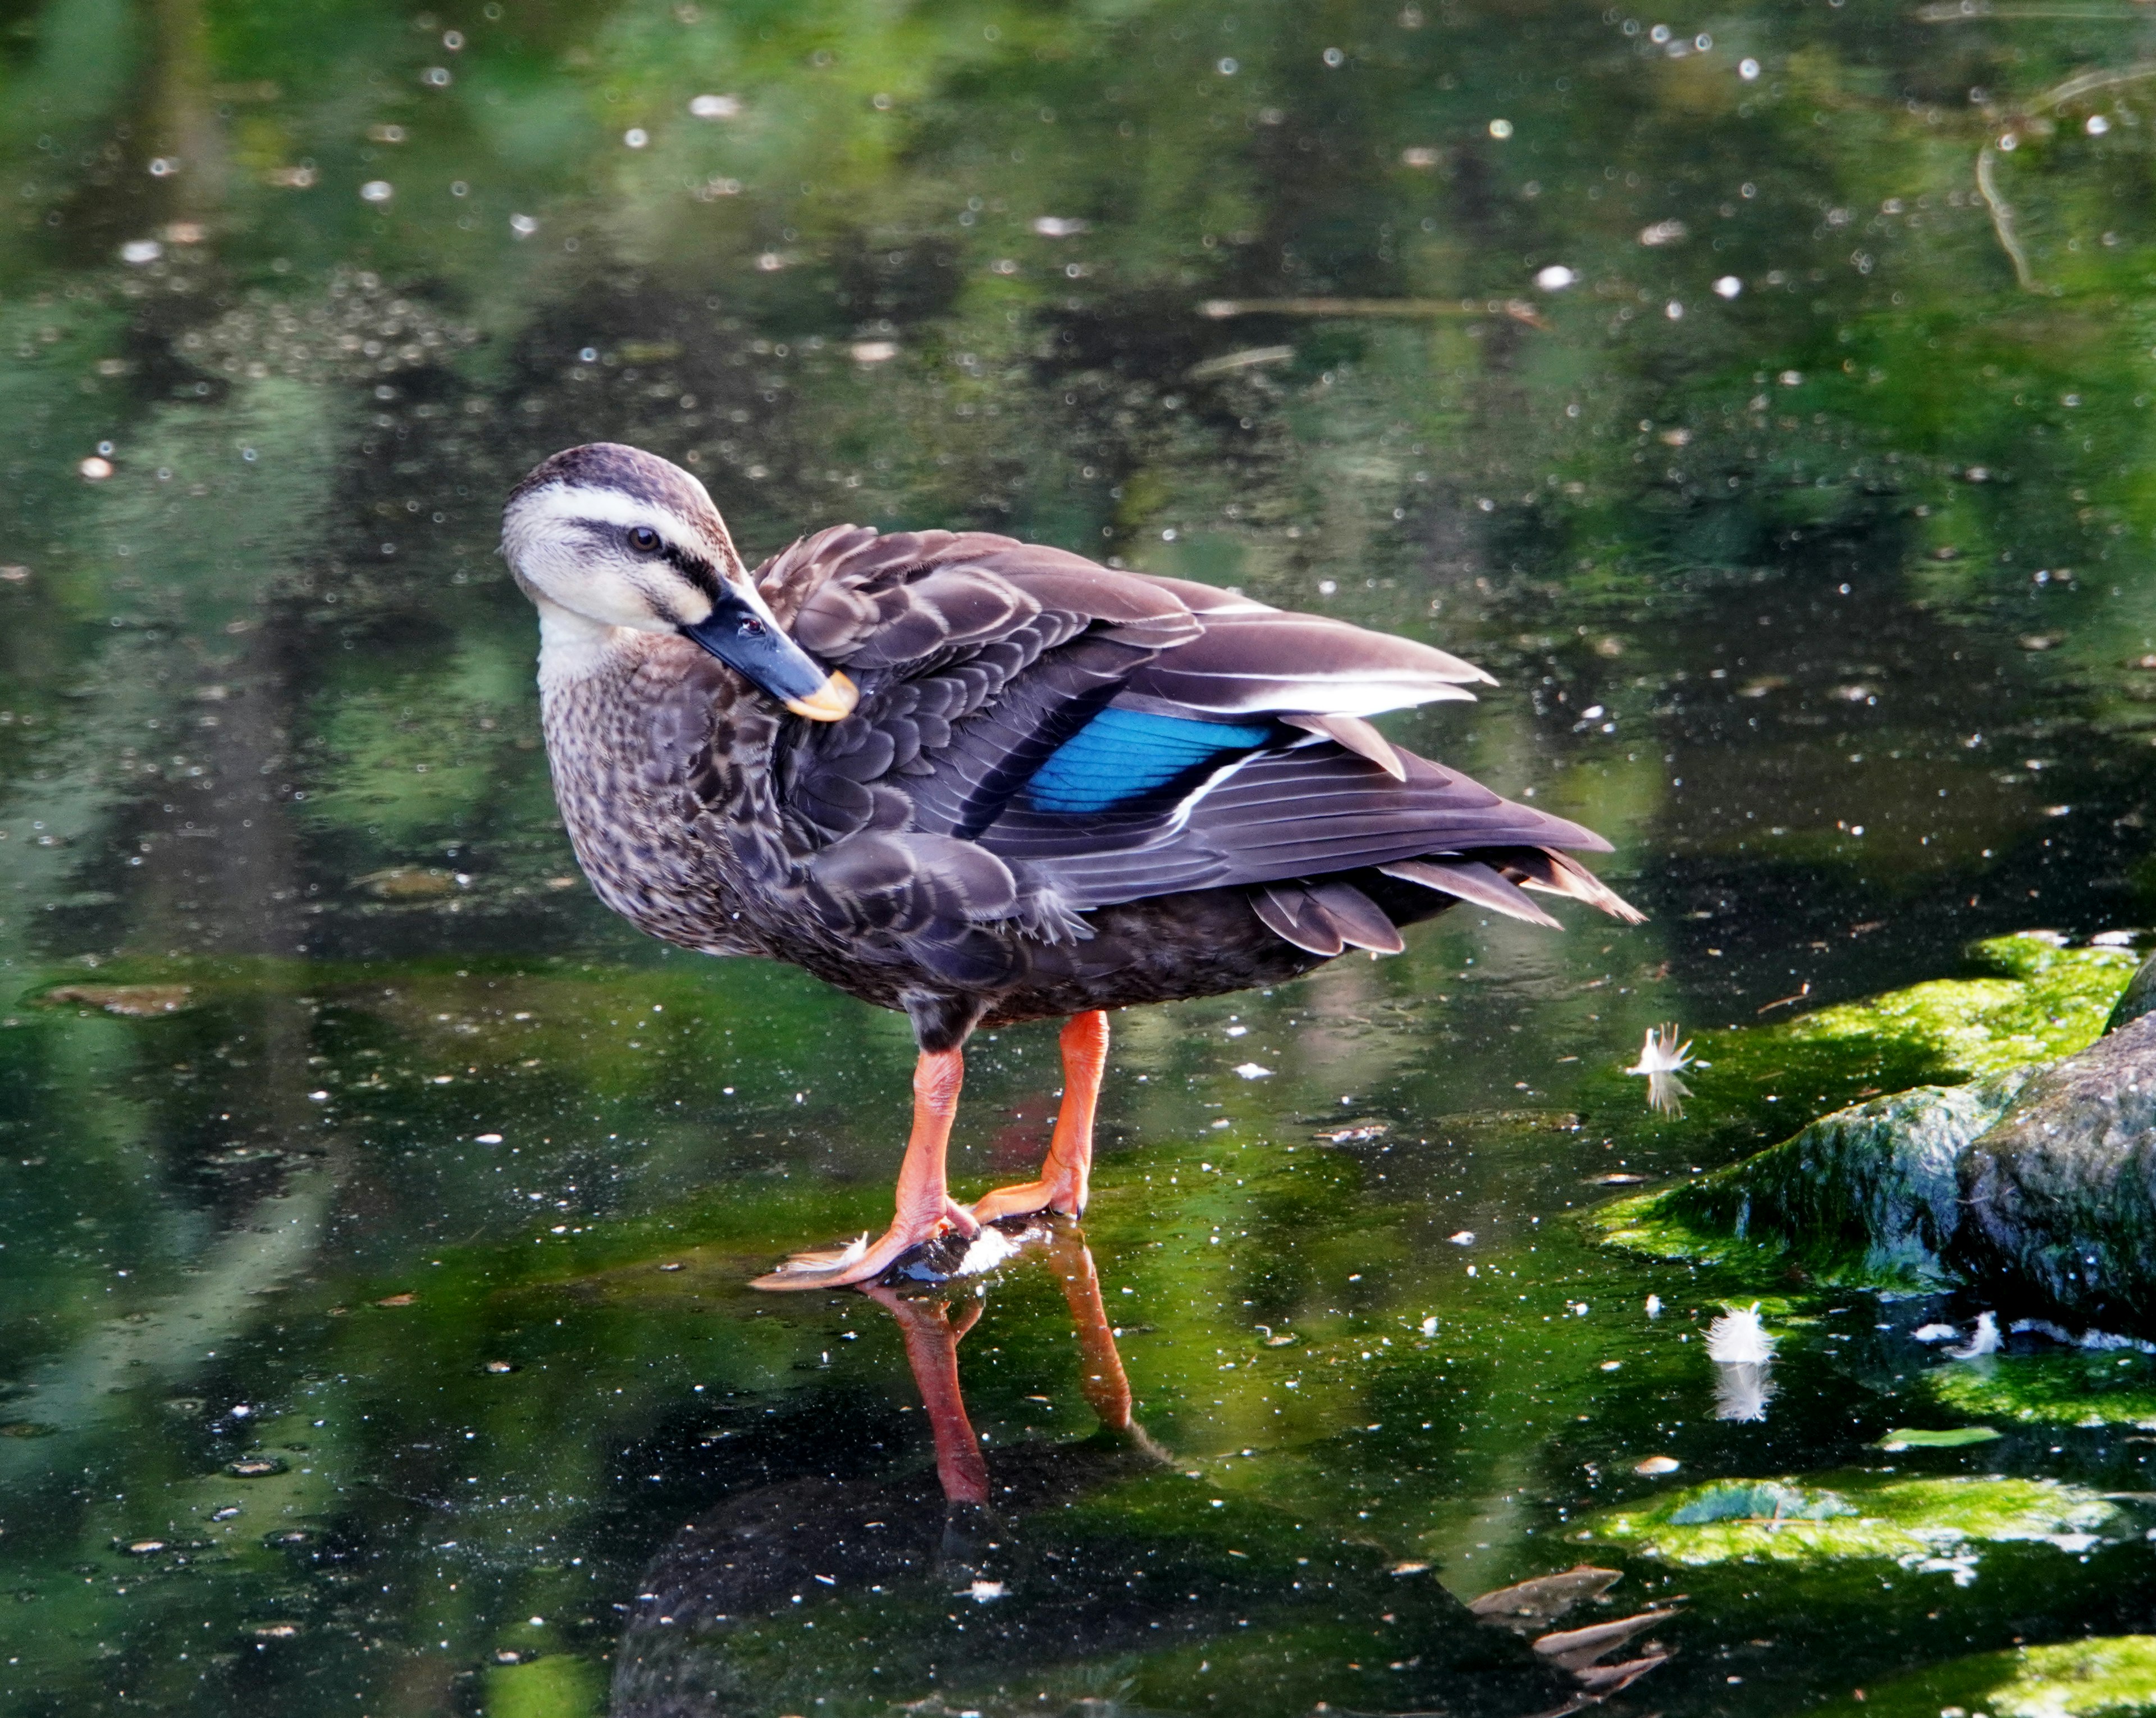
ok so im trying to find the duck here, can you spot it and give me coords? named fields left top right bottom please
left=502, top=442, right=1643, bottom=1291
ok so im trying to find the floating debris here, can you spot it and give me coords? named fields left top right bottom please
left=354, top=867, right=458, bottom=900
left=1232, top=1061, right=1272, bottom=1079
left=1315, top=1118, right=1389, bottom=1143
left=1876, top=1426, right=2002, bottom=1450
left=1635, top=1455, right=1682, bottom=1475
left=1624, top=1024, right=1693, bottom=1117
left=40, top=983, right=193, bottom=1017
left=227, top=1458, right=286, bottom=1477
left=1468, top=1564, right=1622, bottom=1631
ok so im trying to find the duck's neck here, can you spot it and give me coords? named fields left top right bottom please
left=535, top=598, right=638, bottom=695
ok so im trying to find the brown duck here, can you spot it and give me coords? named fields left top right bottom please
left=503, top=443, right=1642, bottom=1289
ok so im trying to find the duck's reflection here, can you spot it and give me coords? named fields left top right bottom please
left=862, top=1223, right=1159, bottom=1513
left=608, top=1225, right=1567, bottom=1718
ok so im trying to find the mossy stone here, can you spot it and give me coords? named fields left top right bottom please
left=1581, top=1472, right=2118, bottom=1569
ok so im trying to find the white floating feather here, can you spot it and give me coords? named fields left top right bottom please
left=1624, top=1023, right=1694, bottom=1117
left=1947, top=1311, right=2002, bottom=1360
left=1705, top=1302, right=1775, bottom=1365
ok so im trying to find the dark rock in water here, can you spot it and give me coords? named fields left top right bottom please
left=2105, top=950, right=2156, bottom=1035
left=1599, top=1014, right=2156, bottom=1327
left=1949, top=1013, right=2156, bottom=1327
left=1601, top=1072, right=2038, bottom=1288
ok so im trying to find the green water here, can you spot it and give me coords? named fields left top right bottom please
left=7, top=1, right=2156, bottom=1712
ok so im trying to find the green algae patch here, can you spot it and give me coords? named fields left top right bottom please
left=1929, top=1351, right=2156, bottom=1428
left=1810, top=1635, right=2156, bottom=1718
left=1778, top=934, right=2138, bottom=1082
left=1582, top=1473, right=2119, bottom=1569
left=481, top=1654, right=605, bottom=1718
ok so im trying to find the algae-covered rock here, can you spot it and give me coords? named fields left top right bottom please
left=1948, top=1014, right=2156, bottom=1328
left=1776, top=934, right=2140, bottom=1084
left=1808, top=1635, right=2156, bottom=1718
left=1598, top=1070, right=2038, bottom=1285
left=1595, top=938, right=2156, bottom=1320
left=1582, top=1473, right=2119, bottom=1577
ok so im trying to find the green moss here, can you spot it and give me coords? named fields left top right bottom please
left=1582, top=1473, right=2119, bottom=1567
left=1810, top=1635, right=2156, bottom=1718
left=1929, top=1352, right=2156, bottom=1429
left=1781, top=935, right=2139, bottom=1080
left=481, top=1655, right=605, bottom=1718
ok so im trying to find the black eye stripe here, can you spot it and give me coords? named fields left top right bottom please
left=563, top=517, right=725, bottom=597
left=663, top=543, right=724, bottom=598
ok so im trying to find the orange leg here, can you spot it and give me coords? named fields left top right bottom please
left=970, top=1010, right=1108, bottom=1224
left=751, top=1046, right=980, bottom=1291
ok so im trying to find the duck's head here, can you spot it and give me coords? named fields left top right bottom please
left=501, top=442, right=856, bottom=721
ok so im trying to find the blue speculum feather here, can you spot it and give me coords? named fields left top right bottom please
left=1024, top=707, right=1274, bottom=815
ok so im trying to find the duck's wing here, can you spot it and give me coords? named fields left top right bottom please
left=749, top=527, right=1637, bottom=975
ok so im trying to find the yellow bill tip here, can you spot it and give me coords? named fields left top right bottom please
left=784, top=670, right=858, bottom=722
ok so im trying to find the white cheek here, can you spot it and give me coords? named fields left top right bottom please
left=517, top=538, right=670, bottom=630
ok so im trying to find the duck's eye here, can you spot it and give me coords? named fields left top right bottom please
left=626, top=525, right=663, bottom=555
left=738, top=616, right=766, bottom=638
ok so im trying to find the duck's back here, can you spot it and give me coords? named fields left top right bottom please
left=542, top=524, right=1638, bottom=1031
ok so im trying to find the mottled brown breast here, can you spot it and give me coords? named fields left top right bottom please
left=541, top=636, right=776, bottom=958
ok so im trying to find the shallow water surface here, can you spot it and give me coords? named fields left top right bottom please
left=6, top=2, right=2156, bottom=1714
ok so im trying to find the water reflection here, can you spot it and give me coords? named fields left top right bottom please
left=609, top=1226, right=1668, bottom=1717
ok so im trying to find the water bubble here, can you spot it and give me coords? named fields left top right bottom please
left=1218, top=57, right=1239, bottom=74
left=688, top=94, right=741, bottom=119
left=147, top=157, right=179, bottom=177
left=1488, top=118, right=1513, bottom=139
left=79, top=457, right=113, bottom=481
left=1713, top=275, right=1742, bottom=298
left=442, top=29, right=464, bottom=48
left=624, top=128, right=649, bottom=148
left=359, top=180, right=393, bottom=203
left=422, top=66, right=452, bottom=86
left=2089, top=114, right=2112, bottom=136
left=1536, top=264, right=1577, bottom=290
left=1739, top=57, right=1761, bottom=80
left=1649, top=23, right=1671, bottom=42
left=119, top=239, right=162, bottom=265
left=509, top=213, right=538, bottom=236
left=1666, top=299, right=1684, bottom=319
left=1322, top=45, right=1345, bottom=66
